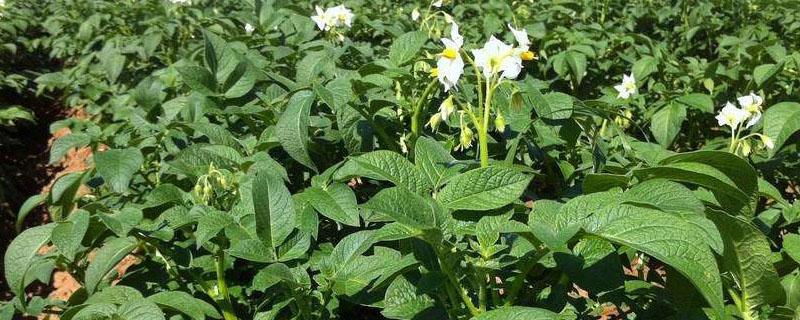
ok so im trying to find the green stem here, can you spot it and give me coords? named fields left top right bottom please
left=436, top=247, right=481, bottom=316
left=215, top=251, right=238, bottom=320
left=411, top=79, right=439, bottom=141
left=479, top=79, right=496, bottom=167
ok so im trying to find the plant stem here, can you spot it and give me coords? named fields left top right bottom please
left=436, top=247, right=481, bottom=316
left=411, top=79, right=439, bottom=141
left=215, top=251, right=238, bottom=320
left=479, top=79, right=495, bottom=167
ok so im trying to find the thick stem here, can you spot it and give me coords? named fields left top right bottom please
left=411, top=79, right=440, bottom=140
left=215, top=251, right=238, bottom=320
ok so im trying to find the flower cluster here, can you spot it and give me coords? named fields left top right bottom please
left=311, top=5, right=354, bottom=32
left=715, top=92, right=773, bottom=155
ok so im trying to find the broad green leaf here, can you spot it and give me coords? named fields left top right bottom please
left=676, top=93, right=714, bottom=113
left=584, top=204, right=725, bottom=318
left=381, top=276, right=435, bottom=320
left=763, top=102, right=800, bottom=157
left=633, top=55, right=658, bottom=81
left=322, top=230, right=377, bottom=278
left=413, top=136, right=462, bottom=188
left=85, top=236, right=138, bottom=293
left=758, top=178, right=791, bottom=207
left=50, top=171, right=84, bottom=204
left=187, top=123, right=241, bottom=149
left=94, top=148, right=144, bottom=193
left=296, top=49, right=334, bottom=85
left=622, top=179, right=704, bottom=213
left=437, top=166, right=531, bottom=211
left=147, top=291, right=221, bottom=320
left=783, top=234, right=800, bottom=264
left=753, top=61, right=784, bottom=87
left=195, top=209, right=234, bottom=248
left=49, top=133, right=90, bottom=165
left=363, top=187, right=438, bottom=230
left=177, top=66, right=217, bottom=96
left=86, top=286, right=144, bottom=304
left=4, top=223, right=55, bottom=297
left=51, top=210, right=89, bottom=259
left=582, top=173, right=628, bottom=194
left=707, top=210, right=784, bottom=317
left=782, top=272, right=800, bottom=310
left=276, top=90, right=317, bottom=171
left=16, top=193, right=45, bottom=233
left=314, top=78, right=353, bottom=111
left=252, top=263, right=296, bottom=291
left=522, top=86, right=573, bottom=120
left=388, top=31, right=427, bottom=66
left=117, top=299, right=165, bottom=320
left=222, top=61, right=257, bottom=98
left=473, top=306, right=560, bottom=320
left=332, top=247, right=418, bottom=297
left=305, top=183, right=360, bottom=226
left=337, top=150, right=431, bottom=193
left=650, top=103, right=686, bottom=147
left=252, top=171, right=296, bottom=260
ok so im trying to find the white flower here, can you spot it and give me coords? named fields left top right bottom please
left=432, top=0, right=443, bottom=7
left=737, top=92, right=763, bottom=128
left=311, top=6, right=334, bottom=31
left=508, top=24, right=530, bottom=49
left=443, top=12, right=453, bottom=24
left=0, top=0, right=5, bottom=7
left=329, top=5, right=354, bottom=28
left=614, top=74, right=636, bottom=99
left=472, top=36, right=523, bottom=80
left=400, top=134, right=409, bottom=154
left=169, top=0, right=190, bottom=4
left=436, top=22, right=464, bottom=92
left=411, top=8, right=420, bottom=21
left=244, top=23, right=255, bottom=35
left=715, top=102, right=749, bottom=128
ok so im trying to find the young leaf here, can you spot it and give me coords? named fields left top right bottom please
left=437, top=166, right=531, bottom=211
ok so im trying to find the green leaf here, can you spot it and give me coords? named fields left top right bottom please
left=634, top=150, right=757, bottom=216
left=622, top=179, right=704, bottom=213
left=177, top=66, right=217, bottom=96
left=49, top=133, right=90, bottom=165
left=187, top=123, right=241, bottom=149
left=363, top=187, right=438, bottom=230
left=252, top=171, right=296, bottom=260
left=388, top=31, right=427, bottom=66
left=322, top=230, right=377, bottom=278
left=414, top=136, right=462, bottom=189
left=94, top=148, right=144, bottom=193
left=783, top=234, right=800, bottom=264
left=676, top=93, right=714, bottom=113
left=437, top=166, right=531, bottom=211
left=707, top=210, right=784, bottom=317
left=582, top=173, right=628, bottom=194
left=276, top=90, right=317, bottom=171
left=753, top=61, right=784, bottom=87
left=763, top=102, right=800, bottom=157
left=521, top=86, right=573, bottom=120
left=300, top=184, right=360, bottom=226
left=633, top=55, right=658, bottom=81
left=473, top=306, right=560, bottom=320
left=650, top=103, right=686, bottom=147
left=51, top=210, right=90, bottom=259
left=584, top=204, right=725, bottom=318
left=147, top=291, right=221, bottom=320
left=381, top=276, right=435, bottom=320
left=85, top=236, right=138, bottom=293
left=564, top=51, right=587, bottom=85
left=16, top=193, right=45, bottom=233
left=314, top=78, right=353, bottom=111
left=117, top=299, right=165, bottom=320
left=222, top=61, right=257, bottom=98
left=195, top=208, right=235, bottom=249
left=296, top=49, right=334, bottom=85
left=337, top=150, right=431, bottom=193
left=4, top=223, right=55, bottom=297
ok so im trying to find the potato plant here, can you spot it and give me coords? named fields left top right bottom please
left=2, top=0, right=800, bottom=319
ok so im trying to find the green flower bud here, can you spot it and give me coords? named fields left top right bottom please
left=494, top=112, right=506, bottom=133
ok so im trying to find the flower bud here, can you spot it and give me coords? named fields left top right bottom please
left=740, top=139, right=752, bottom=156
left=458, top=126, right=474, bottom=150
left=494, top=112, right=506, bottom=133
left=439, top=96, right=455, bottom=121
left=520, top=50, right=537, bottom=61
left=426, top=114, right=442, bottom=130
left=760, top=135, right=775, bottom=149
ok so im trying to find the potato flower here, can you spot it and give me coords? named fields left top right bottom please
left=614, top=74, right=636, bottom=99
left=737, top=92, right=763, bottom=128
left=472, top=36, right=523, bottom=80
left=311, top=6, right=336, bottom=31
left=329, top=5, right=354, bottom=28
left=508, top=24, right=536, bottom=61
left=244, top=23, right=255, bottom=35
left=715, top=102, right=749, bottom=128
left=411, top=8, right=420, bottom=21
left=436, top=22, right=464, bottom=92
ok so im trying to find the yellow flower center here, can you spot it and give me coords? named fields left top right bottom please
left=430, top=68, right=439, bottom=77
left=625, top=82, right=636, bottom=91
left=520, top=51, right=536, bottom=61
left=745, top=104, right=759, bottom=113
left=441, top=48, right=458, bottom=59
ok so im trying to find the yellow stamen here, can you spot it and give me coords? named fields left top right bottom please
left=441, top=48, right=458, bottom=59
left=520, top=51, right=536, bottom=61
left=430, top=68, right=439, bottom=77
